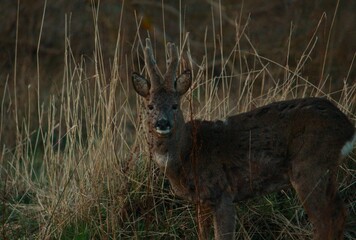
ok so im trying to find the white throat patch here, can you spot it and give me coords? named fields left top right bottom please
left=341, top=133, right=356, bottom=157
left=154, top=153, right=171, bottom=167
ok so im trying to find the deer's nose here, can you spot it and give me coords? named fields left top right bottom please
left=155, top=117, right=172, bottom=135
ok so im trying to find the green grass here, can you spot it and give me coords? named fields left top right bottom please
left=1, top=1, right=355, bottom=239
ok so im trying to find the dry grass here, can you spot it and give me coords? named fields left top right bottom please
left=1, top=1, right=355, bottom=239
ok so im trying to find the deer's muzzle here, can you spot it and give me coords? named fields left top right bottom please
left=154, top=117, right=172, bottom=136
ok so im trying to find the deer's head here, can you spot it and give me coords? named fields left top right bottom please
left=132, top=39, right=191, bottom=138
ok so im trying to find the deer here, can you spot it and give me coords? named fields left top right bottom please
left=132, top=38, right=356, bottom=240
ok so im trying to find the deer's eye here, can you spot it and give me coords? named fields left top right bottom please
left=147, top=104, right=154, bottom=110
left=172, top=104, right=178, bottom=110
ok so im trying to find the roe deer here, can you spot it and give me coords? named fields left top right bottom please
left=132, top=38, right=356, bottom=240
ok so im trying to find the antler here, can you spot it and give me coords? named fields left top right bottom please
left=143, top=39, right=180, bottom=91
left=144, top=38, right=161, bottom=89
left=165, top=42, right=179, bottom=90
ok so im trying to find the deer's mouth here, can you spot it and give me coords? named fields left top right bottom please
left=154, top=118, right=172, bottom=137
left=155, top=127, right=172, bottom=137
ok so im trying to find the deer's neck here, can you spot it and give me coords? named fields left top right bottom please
left=150, top=123, right=191, bottom=176
left=150, top=123, right=192, bottom=198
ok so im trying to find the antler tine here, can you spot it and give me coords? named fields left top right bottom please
left=165, top=42, right=179, bottom=89
left=144, top=38, right=161, bottom=88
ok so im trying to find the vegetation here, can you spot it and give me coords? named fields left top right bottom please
left=1, top=1, right=355, bottom=239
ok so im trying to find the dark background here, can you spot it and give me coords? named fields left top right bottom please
left=1, top=0, right=355, bottom=147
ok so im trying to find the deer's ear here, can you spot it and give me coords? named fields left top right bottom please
left=175, top=70, right=191, bottom=95
left=132, top=73, right=150, bottom=97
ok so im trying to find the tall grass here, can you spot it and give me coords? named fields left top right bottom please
left=1, top=1, right=355, bottom=239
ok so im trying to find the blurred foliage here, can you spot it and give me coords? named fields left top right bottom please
left=1, top=0, right=355, bottom=147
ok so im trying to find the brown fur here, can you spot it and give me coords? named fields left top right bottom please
left=132, top=39, right=355, bottom=240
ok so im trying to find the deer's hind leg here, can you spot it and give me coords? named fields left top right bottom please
left=290, top=154, right=346, bottom=240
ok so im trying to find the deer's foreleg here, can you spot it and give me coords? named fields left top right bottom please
left=212, top=194, right=236, bottom=240
left=197, top=203, right=213, bottom=240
